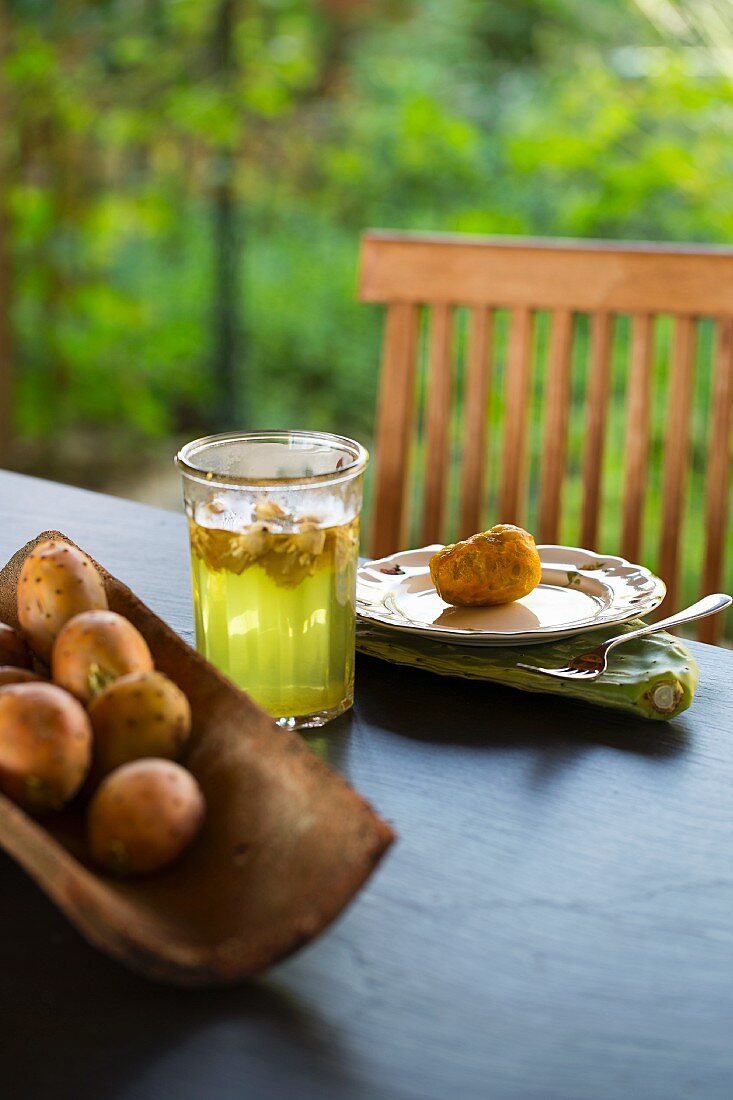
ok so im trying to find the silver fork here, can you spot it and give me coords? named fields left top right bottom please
left=517, top=593, right=732, bottom=681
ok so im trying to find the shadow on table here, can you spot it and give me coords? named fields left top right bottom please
left=354, top=654, right=691, bottom=760
left=301, top=713, right=355, bottom=770
left=0, top=858, right=361, bottom=1100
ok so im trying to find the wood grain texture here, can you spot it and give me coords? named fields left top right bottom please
left=581, top=312, right=614, bottom=549
left=369, top=303, right=419, bottom=557
left=498, top=307, right=534, bottom=525
left=700, top=319, right=733, bottom=644
left=359, top=231, right=733, bottom=314
left=420, top=305, right=453, bottom=544
left=459, top=308, right=493, bottom=538
left=538, top=309, right=574, bottom=542
left=1, top=472, right=733, bottom=1100
left=621, top=314, right=655, bottom=562
left=658, top=316, right=697, bottom=612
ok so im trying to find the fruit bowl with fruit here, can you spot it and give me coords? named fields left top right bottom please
left=0, top=532, right=394, bottom=986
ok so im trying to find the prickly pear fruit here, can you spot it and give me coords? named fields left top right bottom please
left=0, top=667, right=45, bottom=688
left=0, top=682, right=92, bottom=813
left=0, top=623, right=33, bottom=669
left=88, top=671, right=191, bottom=780
left=52, top=610, right=153, bottom=704
left=87, top=759, right=205, bottom=876
left=18, top=540, right=107, bottom=660
left=430, top=525, right=542, bottom=607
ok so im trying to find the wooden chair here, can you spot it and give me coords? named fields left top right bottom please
left=358, top=231, right=733, bottom=644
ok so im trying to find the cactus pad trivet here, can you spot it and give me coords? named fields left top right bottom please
left=356, top=619, right=698, bottom=721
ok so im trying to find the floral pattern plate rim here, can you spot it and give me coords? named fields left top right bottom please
left=356, top=544, right=667, bottom=647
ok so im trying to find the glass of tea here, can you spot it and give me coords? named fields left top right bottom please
left=176, top=430, right=368, bottom=729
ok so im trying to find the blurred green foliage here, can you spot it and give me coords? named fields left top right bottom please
left=5, top=0, right=733, bottom=451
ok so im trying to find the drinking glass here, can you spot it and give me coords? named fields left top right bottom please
left=176, top=430, right=368, bottom=729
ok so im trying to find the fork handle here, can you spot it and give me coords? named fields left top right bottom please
left=604, top=593, right=732, bottom=653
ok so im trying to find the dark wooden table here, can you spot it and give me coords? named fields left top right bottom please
left=1, top=468, right=731, bottom=1100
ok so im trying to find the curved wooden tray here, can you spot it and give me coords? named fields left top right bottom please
left=0, top=532, right=395, bottom=986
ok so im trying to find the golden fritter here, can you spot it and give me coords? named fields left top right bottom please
left=429, top=524, right=542, bottom=607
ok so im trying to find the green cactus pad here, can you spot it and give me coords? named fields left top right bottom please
left=356, top=619, right=698, bottom=721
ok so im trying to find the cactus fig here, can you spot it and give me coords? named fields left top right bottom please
left=88, top=671, right=191, bottom=780
left=430, top=525, right=542, bottom=607
left=0, top=667, right=45, bottom=688
left=52, top=610, right=153, bottom=704
left=0, top=682, right=92, bottom=813
left=17, top=540, right=108, bottom=661
left=87, top=759, right=205, bottom=876
left=0, top=623, right=33, bottom=669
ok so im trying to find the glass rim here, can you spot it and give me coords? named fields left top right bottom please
left=175, top=429, right=369, bottom=489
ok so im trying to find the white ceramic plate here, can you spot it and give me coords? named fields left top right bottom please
left=356, top=544, right=666, bottom=646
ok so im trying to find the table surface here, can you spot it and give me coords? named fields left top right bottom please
left=0, top=468, right=732, bottom=1100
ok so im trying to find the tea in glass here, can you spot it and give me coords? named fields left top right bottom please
left=176, top=432, right=368, bottom=728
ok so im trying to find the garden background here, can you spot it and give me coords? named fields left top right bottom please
left=1, top=0, right=731, bottom=624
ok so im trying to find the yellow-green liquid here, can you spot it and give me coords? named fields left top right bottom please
left=190, top=517, right=358, bottom=721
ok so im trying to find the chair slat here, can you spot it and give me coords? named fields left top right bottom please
left=498, top=308, right=534, bottom=526
left=370, top=302, right=420, bottom=558
left=621, top=314, right=654, bottom=562
left=360, top=233, right=733, bottom=644
left=699, top=318, right=733, bottom=644
left=658, top=316, right=697, bottom=611
left=421, top=305, right=454, bottom=544
left=459, top=308, right=493, bottom=538
left=538, top=309, right=574, bottom=543
left=360, top=231, right=733, bottom=316
left=580, top=312, right=614, bottom=550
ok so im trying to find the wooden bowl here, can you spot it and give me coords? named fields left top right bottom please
left=0, top=532, right=395, bottom=986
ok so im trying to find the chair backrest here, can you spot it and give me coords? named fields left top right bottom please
left=358, top=230, right=733, bottom=644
